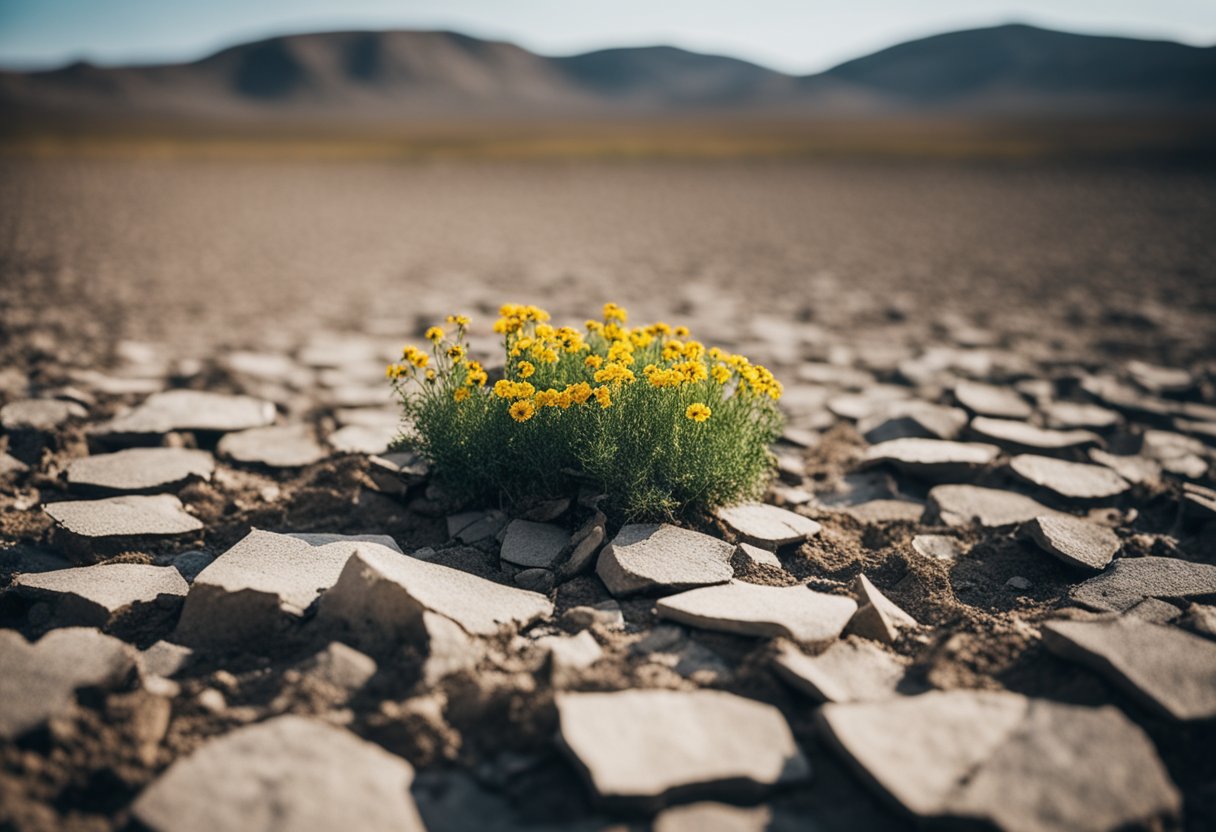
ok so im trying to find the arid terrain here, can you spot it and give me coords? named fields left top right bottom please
left=2, top=155, right=1216, bottom=831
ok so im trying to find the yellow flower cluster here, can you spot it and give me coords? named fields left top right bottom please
left=493, top=304, right=550, bottom=335
left=685, top=403, right=712, bottom=422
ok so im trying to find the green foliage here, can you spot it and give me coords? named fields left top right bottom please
left=389, top=304, right=783, bottom=522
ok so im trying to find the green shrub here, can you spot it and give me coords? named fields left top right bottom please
left=388, top=303, right=784, bottom=521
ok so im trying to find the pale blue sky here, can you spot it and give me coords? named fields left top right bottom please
left=1, top=0, right=1213, bottom=74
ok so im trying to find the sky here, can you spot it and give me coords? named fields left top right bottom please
left=1, top=0, right=1214, bottom=74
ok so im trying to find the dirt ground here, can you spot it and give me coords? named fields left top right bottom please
left=1, top=155, right=1215, bottom=831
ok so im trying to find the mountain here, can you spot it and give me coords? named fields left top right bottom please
left=1, top=23, right=1214, bottom=129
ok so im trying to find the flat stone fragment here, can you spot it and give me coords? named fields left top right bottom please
left=953, top=381, right=1033, bottom=419
left=0, top=398, right=87, bottom=431
left=1021, top=515, right=1119, bottom=571
left=217, top=424, right=328, bottom=468
left=499, top=520, right=570, bottom=568
left=735, top=542, right=782, bottom=569
left=65, top=448, right=215, bottom=494
left=1088, top=448, right=1161, bottom=485
left=295, top=642, right=377, bottom=692
left=1043, top=616, right=1216, bottom=721
left=318, top=543, right=553, bottom=644
left=656, top=581, right=857, bottom=647
left=773, top=638, right=906, bottom=703
left=845, top=574, right=917, bottom=644
left=93, top=389, right=275, bottom=437
left=419, top=611, right=481, bottom=686
left=911, top=534, right=964, bottom=560
left=0, top=452, right=28, bottom=476
left=175, top=530, right=397, bottom=647
left=1008, top=454, right=1129, bottom=500
left=927, top=485, right=1062, bottom=528
left=1127, top=360, right=1193, bottom=394
left=1044, top=401, right=1119, bottom=430
left=44, top=494, right=203, bottom=540
left=862, top=438, right=999, bottom=480
left=1069, top=556, right=1216, bottom=612
left=0, top=628, right=136, bottom=739
left=596, top=523, right=734, bottom=597
left=132, top=715, right=425, bottom=832
left=715, top=503, right=821, bottom=548
left=13, top=563, right=188, bottom=628
left=556, top=690, right=809, bottom=810
left=969, top=416, right=1101, bottom=452
left=859, top=401, right=968, bottom=443
left=653, top=803, right=772, bottom=832
left=327, top=423, right=397, bottom=455
left=817, top=690, right=1179, bottom=830
left=140, top=641, right=193, bottom=678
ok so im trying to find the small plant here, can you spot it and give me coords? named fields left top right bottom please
left=388, top=303, right=783, bottom=521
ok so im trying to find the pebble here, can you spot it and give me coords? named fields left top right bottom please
left=327, top=423, right=397, bottom=455
left=0, top=452, right=29, bottom=476
left=556, top=690, right=809, bottom=810
left=596, top=523, right=734, bottom=597
left=1088, top=448, right=1161, bottom=485
left=65, top=448, right=215, bottom=494
left=969, top=416, right=1101, bottom=451
left=44, top=494, right=203, bottom=553
left=366, top=450, right=429, bottom=496
left=1069, top=556, right=1216, bottom=612
left=132, top=715, right=425, bottom=832
left=734, top=542, right=782, bottom=569
left=656, top=581, right=857, bottom=647
left=911, top=534, right=964, bottom=560
left=953, top=381, right=1033, bottom=419
left=1008, top=454, right=1130, bottom=500
left=140, top=641, right=193, bottom=678
left=537, top=631, right=603, bottom=678
left=1044, top=401, right=1120, bottom=430
left=817, top=690, right=1179, bottom=829
left=559, top=601, right=625, bottom=632
left=13, top=563, right=188, bottom=628
left=1126, top=360, right=1193, bottom=394
left=318, top=542, right=553, bottom=645
left=295, top=642, right=378, bottom=693
left=0, top=398, right=87, bottom=431
left=513, top=568, right=555, bottom=593
left=714, top=503, right=821, bottom=548
left=419, top=611, right=481, bottom=686
left=499, top=519, right=570, bottom=568
left=1005, top=576, right=1032, bottom=590
left=174, top=530, right=397, bottom=647
left=92, top=389, right=275, bottom=438
left=0, top=628, right=136, bottom=739
left=773, top=638, right=906, bottom=703
left=652, top=803, right=772, bottom=832
left=1043, top=615, right=1216, bottom=721
left=1021, top=515, right=1120, bottom=571
left=862, top=438, right=999, bottom=480
left=842, top=499, right=925, bottom=523
left=446, top=510, right=507, bottom=544
left=927, top=484, right=1062, bottom=528
left=217, top=424, right=328, bottom=468
left=845, top=574, right=917, bottom=644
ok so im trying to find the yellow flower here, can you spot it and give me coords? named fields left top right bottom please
left=447, top=345, right=465, bottom=360
left=594, top=363, right=636, bottom=385
left=685, top=403, right=711, bottom=422
left=517, top=361, right=535, bottom=379
left=683, top=341, right=705, bottom=361
left=603, top=302, right=628, bottom=323
left=674, top=360, right=708, bottom=383
left=464, top=360, right=488, bottom=386
left=585, top=354, right=603, bottom=370
left=674, top=325, right=690, bottom=338
left=711, top=364, right=731, bottom=384
left=662, top=341, right=684, bottom=362
left=535, top=388, right=561, bottom=407
left=607, top=341, right=634, bottom=366
left=593, top=386, right=612, bottom=408
left=567, top=382, right=593, bottom=405
left=446, top=314, right=470, bottom=327
left=493, top=380, right=535, bottom=399
left=509, top=400, right=536, bottom=422
left=532, top=345, right=559, bottom=364
left=425, top=369, right=437, bottom=382
left=453, top=387, right=470, bottom=402
left=425, top=326, right=444, bottom=343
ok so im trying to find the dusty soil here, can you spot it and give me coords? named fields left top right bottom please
left=1, top=156, right=1215, bottom=831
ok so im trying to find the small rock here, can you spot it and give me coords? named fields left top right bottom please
left=1069, top=556, right=1216, bottom=612
left=447, top=510, right=507, bottom=544
left=1021, top=515, right=1120, bottom=571
left=559, top=601, right=624, bottom=632
left=1008, top=454, right=1129, bottom=500
left=845, top=574, right=917, bottom=644
left=559, top=523, right=604, bottom=579
left=842, top=499, right=926, bottom=523
left=499, top=520, right=570, bottom=568
left=1088, top=448, right=1161, bottom=486
left=911, top=534, right=964, bottom=561
left=859, top=401, right=969, bottom=443
left=1005, top=576, right=1032, bottom=590
left=734, top=542, right=782, bottom=569
left=556, top=690, right=809, bottom=810
left=969, top=416, right=1101, bottom=452
left=1127, top=360, right=1193, bottom=395
left=197, top=688, right=227, bottom=713
left=1181, top=603, right=1216, bottom=639
left=44, top=494, right=203, bottom=557
left=296, top=642, right=377, bottom=692
left=653, top=802, right=772, bottom=832
left=132, top=716, right=425, bottom=832
left=862, top=438, right=999, bottom=481
left=420, top=611, right=482, bottom=686
left=513, top=568, right=555, bottom=593
left=327, top=424, right=397, bottom=455
left=366, top=450, right=429, bottom=496
left=537, top=631, right=603, bottom=678
left=140, top=641, right=193, bottom=678
left=953, top=381, right=1032, bottom=419
left=1125, top=598, right=1182, bottom=625
left=0, top=398, right=87, bottom=432
left=13, top=562, right=188, bottom=629
left=0, top=628, right=136, bottom=739
left=217, top=424, right=328, bottom=468
left=65, top=448, right=215, bottom=495
left=1044, top=401, right=1120, bottom=430
left=773, top=638, right=906, bottom=703
left=715, top=503, right=821, bottom=548
left=927, top=484, right=1062, bottom=528
left=656, top=581, right=857, bottom=648
left=1043, top=616, right=1216, bottom=721
left=596, top=523, right=733, bottom=598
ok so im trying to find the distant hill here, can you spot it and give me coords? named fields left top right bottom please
left=1, top=23, right=1213, bottom=129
